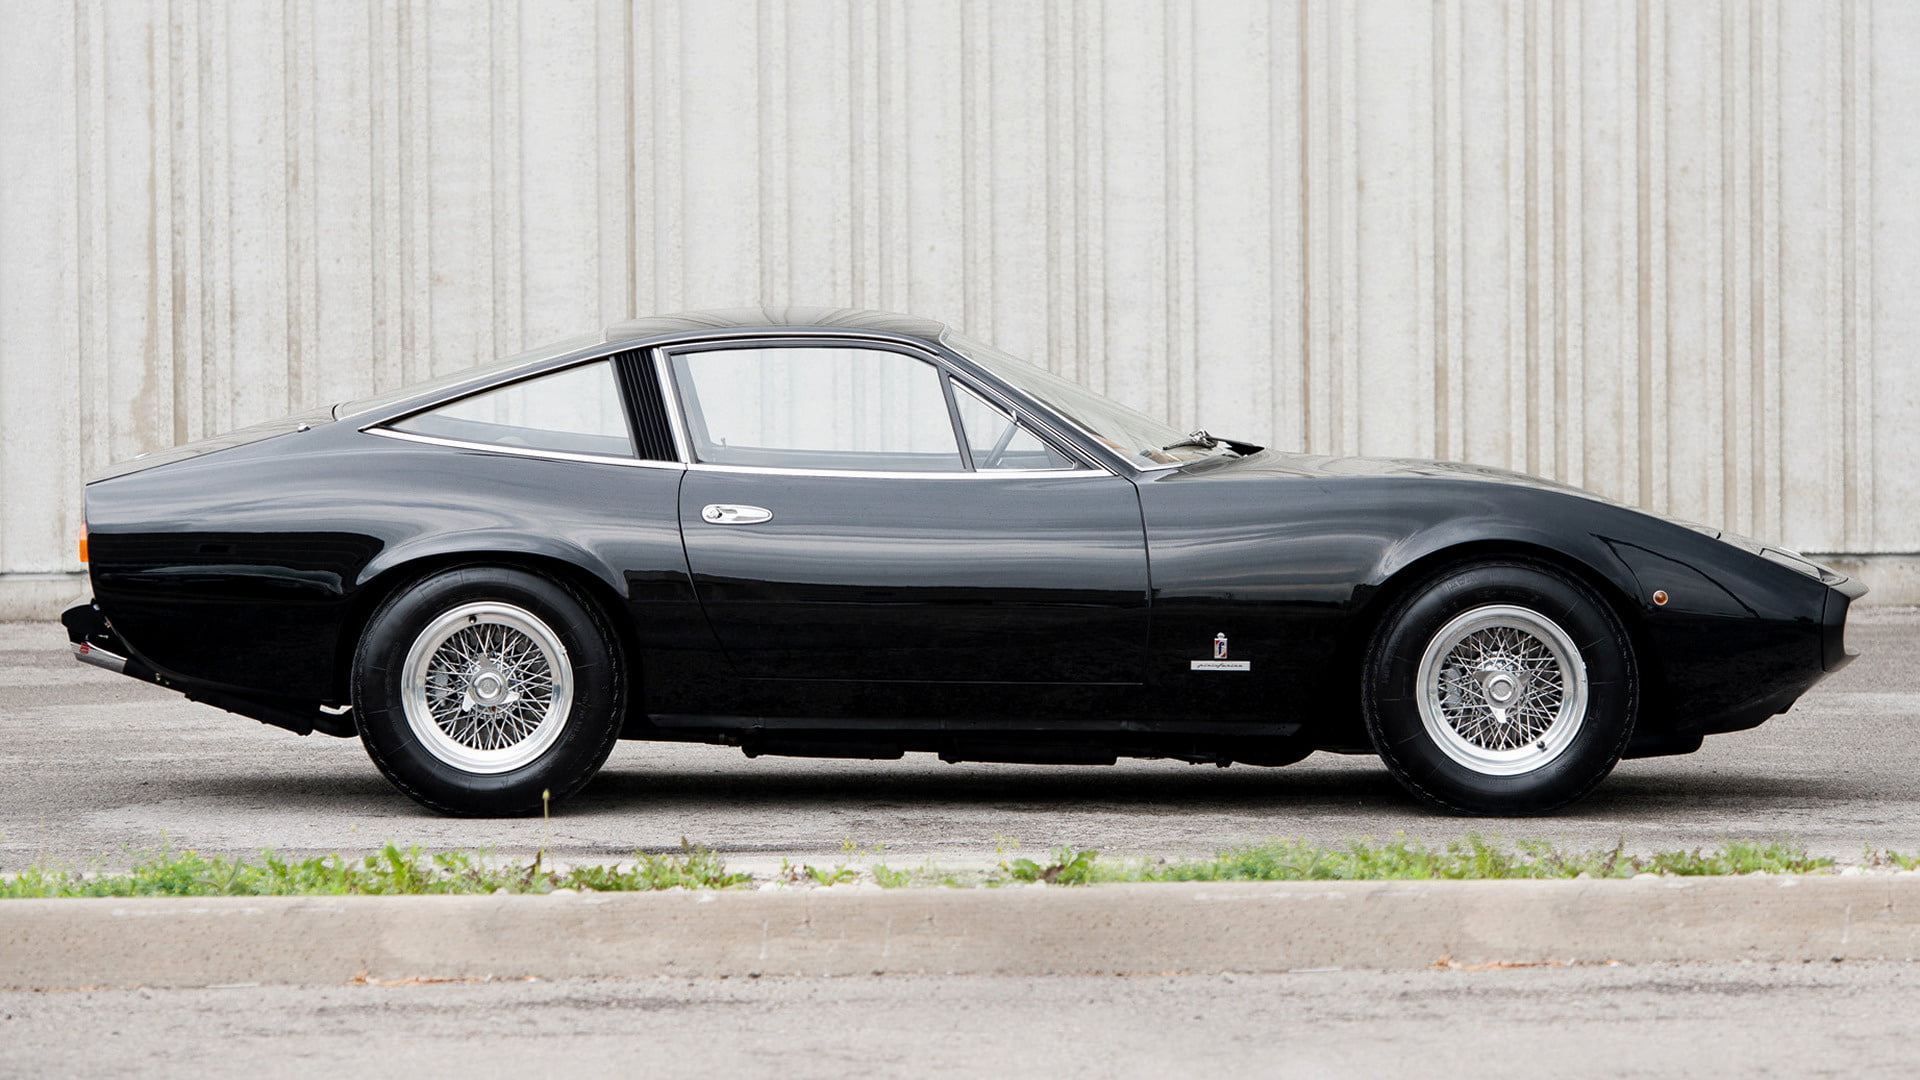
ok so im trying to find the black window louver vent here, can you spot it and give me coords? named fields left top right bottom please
left=618, top=350, right=679, bottom=462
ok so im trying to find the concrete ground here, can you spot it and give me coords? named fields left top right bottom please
left=3, top=612, right=1918, bottom=1077
left=2, top=610, right=1916, bottom=872
left=2, top=963, right=1917, bottom=1078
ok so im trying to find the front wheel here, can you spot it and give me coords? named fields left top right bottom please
left=352, top=566, right=624, bottom=816
left=1362, top=560, right=1637, bottom=815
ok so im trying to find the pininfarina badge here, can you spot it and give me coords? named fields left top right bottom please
left=1192, top=633, right=1251, bottom=672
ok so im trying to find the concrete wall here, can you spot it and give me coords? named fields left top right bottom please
left=1, top=0, right=1915, bottom=615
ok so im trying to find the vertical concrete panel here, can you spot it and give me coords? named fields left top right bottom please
left=1456, top=0, right=1513, bottom=470
left=0, top=0, right=1916, bottom=607
left=1101, top=0, right=1171, bottom=413
left=425, top=8, right=495, bottom=373
left=1776, top=0, right=1841, bottom=550
left=398, top=0, right=436, bottom=386
left=193, top=3, right=234, bottom=434
left=1266, top=0, right=1307, bottom=454
left=221, top=2, right=292, bottom=422
left=676, top=0, right=760, bottom=307
left=519, top=0, right=602, bottom=344
left=310, top=0, right=376, bottom=409
left=777, top=0, right=854, bottom=306
left=1352, top=0, right=1431, bottom=459
left=982, top=0, right=1050, bottom=366
left=0, top=1, right=79, bottom=573
left=900, top=2, right=965, bottom=329
left=1872, top=0, right=1920, bottom=549
left=596, top=0, right=634, bottom=325
left=1663, top=0, right=1723, bottom=524
left=488, top=0, right=525, bottom=353
left=1191, top=0, right=1276, bottom=443
left=1435, top=0, right=1466, bottom=464
left=1575, top=0, right=1627, bottom=505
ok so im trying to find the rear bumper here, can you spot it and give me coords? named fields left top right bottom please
left=60, top=599, right=355, bottom=739
left=62, top=601, right=151, bottom=679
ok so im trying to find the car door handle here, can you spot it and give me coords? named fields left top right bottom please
left=700, top=503, right=774, bottom=525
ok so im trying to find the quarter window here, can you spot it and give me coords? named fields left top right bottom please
left=390, top=360, right=634, bottom=459
left=670, top=346, right=965, bottom=472
left=951, top=382, right=1079, bottom=471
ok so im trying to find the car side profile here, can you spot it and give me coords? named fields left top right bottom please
left=63, top=307, right=1864, bottom=816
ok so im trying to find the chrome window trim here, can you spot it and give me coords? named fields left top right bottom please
left=364, top=426, right=688, bottom=471
left=349, top=324, right=1135, bottom=475
left=947, top=376, right=1082, bottom=473
left=649, top=347, right=695, bottom=463
left=346, top=345, right=628, bottom=427
left=683, top=461, right=1106, bottom=481
left=935, top=328, right=1219, bottom=474
left=654, top=335, right=1111, bottom=475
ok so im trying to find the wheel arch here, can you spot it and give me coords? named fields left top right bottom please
left=329, top=548, right=636, bottom=705
left=1317, top=536, right=1660, bottom=749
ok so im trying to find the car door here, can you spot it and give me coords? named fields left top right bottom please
left=665, top=339, right=1149, bottom=685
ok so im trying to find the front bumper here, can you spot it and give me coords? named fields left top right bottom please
left=1822, top=575, right=1868, bottom=673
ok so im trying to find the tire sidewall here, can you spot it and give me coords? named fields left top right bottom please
left=1364, top=561, right=1637, bottom=815
left=353, top=567, right=622, bottom=816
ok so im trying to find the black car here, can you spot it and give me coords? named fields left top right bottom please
left=63, top=307, right=1865, bottom=816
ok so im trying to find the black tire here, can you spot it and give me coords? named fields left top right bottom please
left=352, top=566, right=624, bottom=816
left=1361, top=560, right=1637, bottom=815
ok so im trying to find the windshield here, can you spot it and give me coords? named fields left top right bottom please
left=332, top=332, right=606, bottom=420
left=940, top=328, right=1231, bottom=467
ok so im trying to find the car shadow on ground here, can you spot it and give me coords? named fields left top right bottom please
left=157, top=757, right=1856, bottom=827
left=562, top=758, right=1849, bottom=821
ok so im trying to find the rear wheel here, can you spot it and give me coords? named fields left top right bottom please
left=1362, top=560, right=1636, bottom=815
left=352, top=566, right=624, bottom=816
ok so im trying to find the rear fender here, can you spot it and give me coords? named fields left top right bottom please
left=356, top=531, right=628, bottom=599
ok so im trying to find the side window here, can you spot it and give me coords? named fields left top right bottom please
left=952, top=382, right=1080, bottom=471
left=389, top=360, right=634, bottom=458
left=670, top=346, right=964, bottom=472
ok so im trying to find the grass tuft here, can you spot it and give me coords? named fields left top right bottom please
left=0, top=839, right=748, bottom=899
left=0, top=835, right=1893, bottom=898
left=1080, top=835, right=1835, bottom=884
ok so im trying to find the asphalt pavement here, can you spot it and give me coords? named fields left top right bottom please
left=2, top=610, right=1916, bottom=871
left=3, top=963, right=1917, bottom=1078
left=4, top=611, right=1920, bottom=1078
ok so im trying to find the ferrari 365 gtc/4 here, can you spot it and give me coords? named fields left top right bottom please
left=63, top=308, right=1864, bottom=816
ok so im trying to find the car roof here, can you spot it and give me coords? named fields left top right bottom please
left=336, top=308, right=954, bottom=423
left=604, top=306, right=950, bottom=348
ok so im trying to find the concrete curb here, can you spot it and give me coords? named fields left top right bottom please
left=3, top=876, right=1919, bottom=988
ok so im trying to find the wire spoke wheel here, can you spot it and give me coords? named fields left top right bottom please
left=400, top=602, right=574, bottom=774
left=1415, top=604, right=1588, bottom=777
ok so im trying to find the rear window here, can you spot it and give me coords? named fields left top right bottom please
left=389, top=360, right=635, bottom=459
left=334, top=332, right=604, bottom=420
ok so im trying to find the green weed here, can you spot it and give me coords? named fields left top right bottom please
left=3, top=835, right=1899, bottom=898
left=1001, top=846, right=1101, bottom=886
left=0, top=839, right=749, bottom=898
left=1082, top=835, right=1835, bottom=883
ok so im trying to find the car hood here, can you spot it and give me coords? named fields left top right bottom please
left=1215, top=449, right=1620, bottom=504
left=1205, top=449, right=1861, bottom=587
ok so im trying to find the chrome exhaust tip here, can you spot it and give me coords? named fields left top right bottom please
left=71, top=640, right=128, bottom=675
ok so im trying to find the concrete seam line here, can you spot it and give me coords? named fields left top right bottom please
left=1, top=878, right=1916, bottom=988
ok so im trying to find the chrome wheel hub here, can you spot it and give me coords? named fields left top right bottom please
left=1480, top=668, right=1523, bottom=710
left=400, top=602, right=574, bottom=774
left=463, top=662, right=515, bottom=710
left=1415, top=604, right=1589, bottom=776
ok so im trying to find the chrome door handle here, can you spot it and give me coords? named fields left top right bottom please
left=700, top=503, right=773, bottom=525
